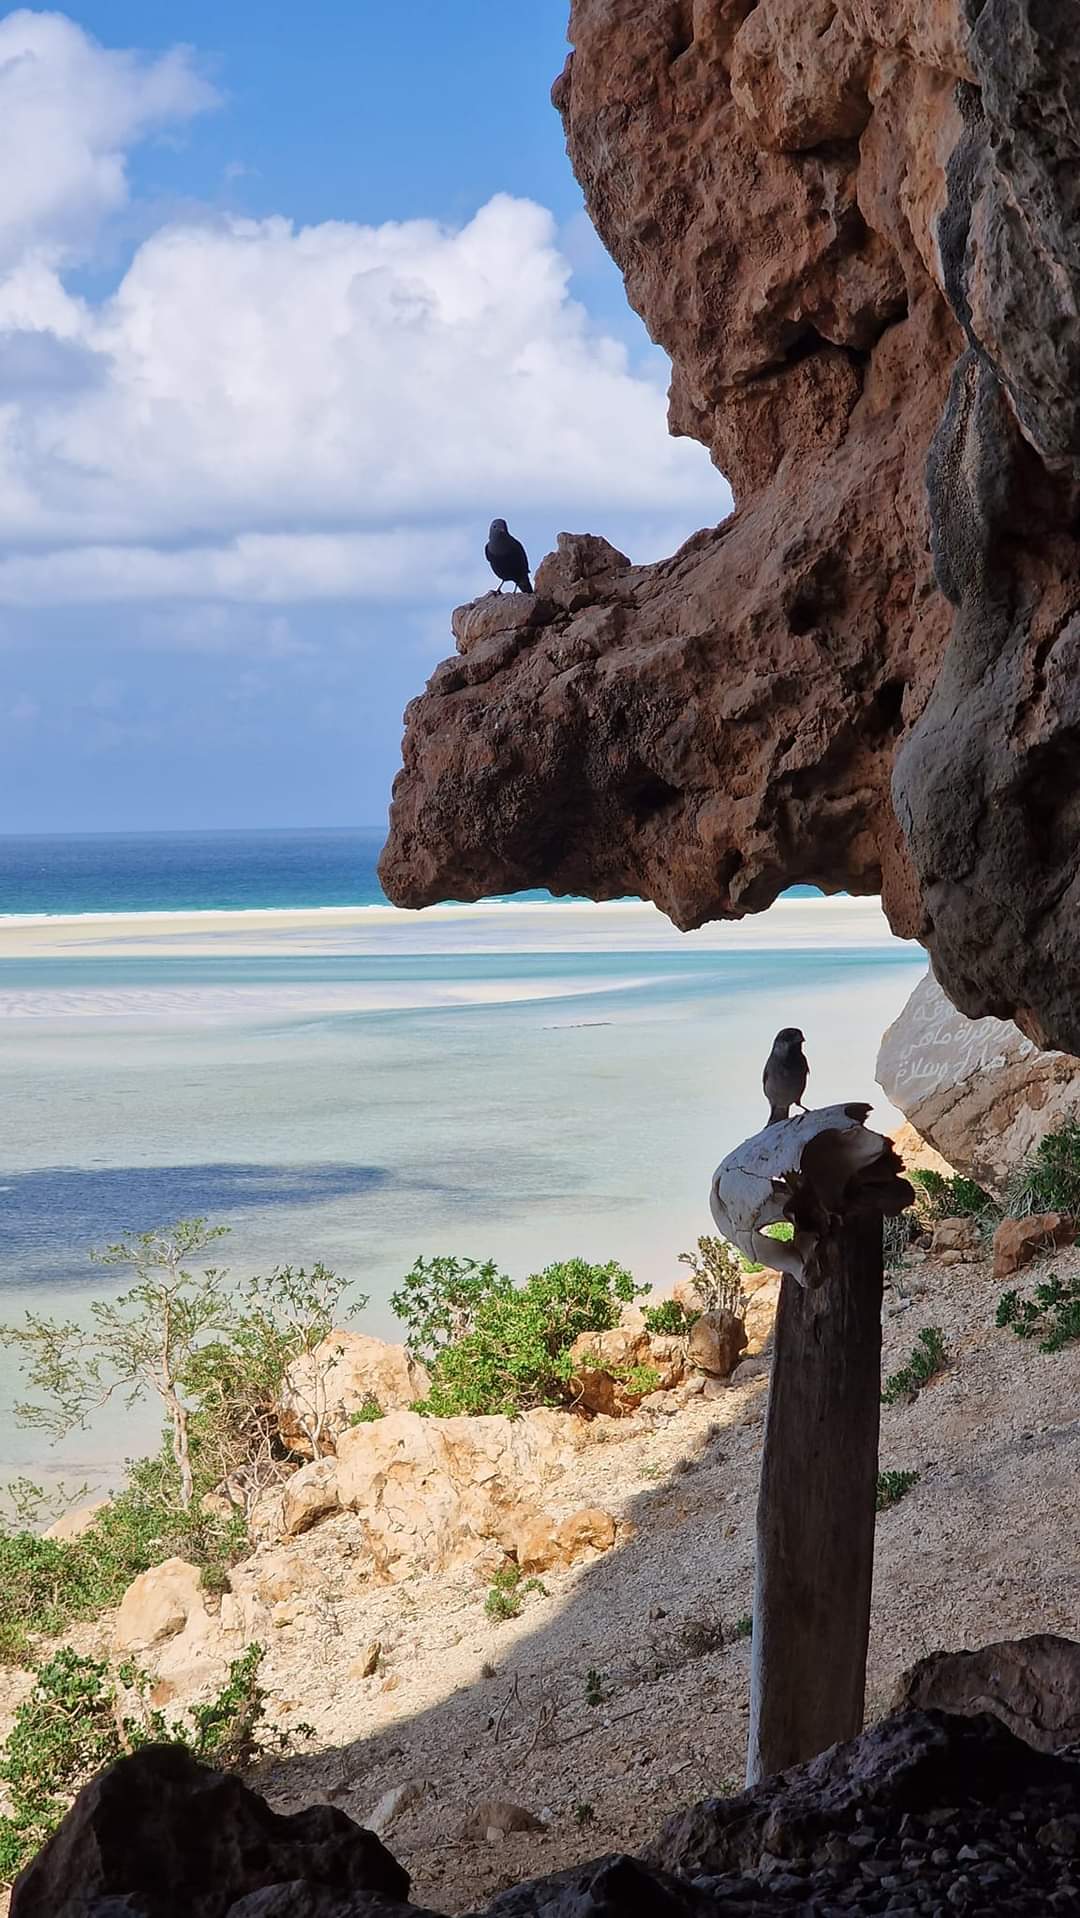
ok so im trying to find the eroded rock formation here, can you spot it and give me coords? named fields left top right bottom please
left=877, top=970, right=1080, bottom=1192
left=20, top=1708, right=1080, bottom=1915
left=381, top=3, right=1080, bottom=1054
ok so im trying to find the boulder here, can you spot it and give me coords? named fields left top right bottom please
left=43, top=1498, right=109, bottom=1543
left=993, top=1212, right=1076, bottom=1282
left=929, top=1216, right=981, bottom=1257
left=654, top=1709, right=1075, bottom=1880
left=566, top=1327, right=679, bottom=1416
left=742, top=1278, right=780, bottom=1357
left=277, top=1331, right=430, bottom=1458
left=687, top=1310, right=748, bottom=1380
left=892, top=1635, right=1080, bottom=1754
left=461, top=1801, right=545, bottom=1842
left=331, top=1409, right=580, bottom=1579
left=877, top=973, right=1080, bottom=1195
left=281, top=1457, right=341, bottom=1537
left=113, top=1558, right=206, bottom=1654
left=556, top=1507, right=617, bottom=1562
left=10, top=1743, right=409, bottom=1917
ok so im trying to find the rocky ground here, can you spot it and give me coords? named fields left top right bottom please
left=4, top=1235, right=1078, bottom=1914
left=240, top=1240, right=1080, bottom=1913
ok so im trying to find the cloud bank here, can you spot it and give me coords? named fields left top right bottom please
left=0, top=15, right=727, bottom=615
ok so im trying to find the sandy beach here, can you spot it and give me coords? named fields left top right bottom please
left=0, top=893, right=899, bottom=961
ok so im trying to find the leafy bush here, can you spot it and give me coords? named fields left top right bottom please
left=642, top=1298, right=699, bottom=1336
left=0, top=1644, right=267, bottom=1883
left=0, top=1452, right=245, bottom=1667
left=997, top=1274, right=1080, bottom=1353
left=1004, top=1120, right=1080, bottom=1220
left=391, top=1256, right=513, bottom=1365
left=909, top=1168, right=996, bottom=1221
left=881, top=1327, right=949, bottom=1406
left=678, top=1236, right=747, bottom=1312
left=409, top=1257, right=645, bottom=1418
left=574, top=1802, right=596, bottom=1828
left=483, top=1562, right=545, bottom=1622
left=732, top=1613, right=753, bottom=1641
left=0, top=1221, right=364, bottom=1526
left=876, top=1469, right=920, bottom=1510
left=348, top=1394, right=385, bottom=1425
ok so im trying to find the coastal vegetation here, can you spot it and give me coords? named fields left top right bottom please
left=880, top=1328, right=950, bottom=1407
left=392, top=1253, right=646, bottom=1418
left=875, top=1469, right=920, bottom=1511
left=996, top=1273, right=1080, bottom=1353
left=0, top=1644, right=272, bottom=1882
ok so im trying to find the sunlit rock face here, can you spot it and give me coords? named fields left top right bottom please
left=381, top=2, right=1080, bottom=1055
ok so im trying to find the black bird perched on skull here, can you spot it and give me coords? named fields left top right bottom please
left=485, top=518, right=533, bottom=594
left=763, top=1027, right=810, bottom=1125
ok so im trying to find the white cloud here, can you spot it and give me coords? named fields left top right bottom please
left=0, top=16, right=727, bottom=617
left=0, top=527, right=476, bottom=605
left=0, top=10, right=218, bottom=268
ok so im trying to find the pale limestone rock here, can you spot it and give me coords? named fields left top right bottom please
left=281, top=1456, right=341, bottom=1537
left=332, top=1408, right=580, bottom=1579
left=930, top=1217, right=982, bottom=1256
left=277, top=1329, right=430, bottom=1458
left=877, top=972, right=1080, bottom=1195
left=113, top=1558, right=205, bottom=1654
left=44, top=1498, right=108, bottom=1542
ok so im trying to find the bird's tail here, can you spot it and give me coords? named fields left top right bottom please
left=767, top=1104, right=789, bottom=1126
left=523, top=573, right=534, bottom=594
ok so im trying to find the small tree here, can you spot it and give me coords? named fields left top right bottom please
left=185, top=1261, right=362, bottom=1496
left=677, top=1236, right=746, bottom=1317
left=0, top=1224, right=364, bottom=1519
left=1, top=1221, right=233, bottom=1511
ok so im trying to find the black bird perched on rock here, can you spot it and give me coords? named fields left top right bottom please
left=763, top=1027, right=810, bottom=1125
left=485, top=518, right=533, bottom=594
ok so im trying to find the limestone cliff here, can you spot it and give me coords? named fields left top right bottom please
left=380, top=2, right=1080, bottom=1055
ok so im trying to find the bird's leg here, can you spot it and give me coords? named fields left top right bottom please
left=496, top=580, right=506, bottom=593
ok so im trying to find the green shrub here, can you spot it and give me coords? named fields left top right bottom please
left=642, top=1298, right=699, bottom=1336
left=1003, top=1120, right=1080, bottom=1220
left=584, top=1668, right=608, bottom=1707
left=876, top=1469, right=920, bottom=1510
left=483, top=1562, right=545, bottom=1623
left=909, top=1168, right=996, bottom=1221
left=0, top=1643, right=267, bottom=1883
left=881, top=1327, right=949, bottom=1406
left=679, top=1236, right=747, bottom=1308
left=0, top=1452, right=245, bottom=1667
left=997, top=1274, right=1080, bottom=1353
left=574, top=1802, right=596, bottom=1828
left=390, top=1255, right=513, bottom=1364
left=732, top=1613, right=753, bottom=1641
left=348, top=1394, right=384, bottom=1425
left=413, top=1258, right=645, bottom=1418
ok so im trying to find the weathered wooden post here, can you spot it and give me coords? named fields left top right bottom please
left=711, top=1103, right=913, bottom=1786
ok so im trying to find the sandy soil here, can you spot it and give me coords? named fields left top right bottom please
left=238, top=1241, right=1080, bottom=1913
left=2, top=1238, right=1075, bottom=1913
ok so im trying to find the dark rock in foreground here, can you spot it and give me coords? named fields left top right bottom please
left=14, top=1709, right=1080, bottom=1915
left=10, top=1743, right=410, bottom=1918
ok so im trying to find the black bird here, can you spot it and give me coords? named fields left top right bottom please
left=763, top=1027, right=809, bottom=1125
left=485, top=518, right=533, bottom=594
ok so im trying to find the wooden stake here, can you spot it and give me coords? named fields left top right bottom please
left=746, top=1211, right=884, bottom=1785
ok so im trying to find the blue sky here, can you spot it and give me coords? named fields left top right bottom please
left=0, top=5, right=728, bottom=833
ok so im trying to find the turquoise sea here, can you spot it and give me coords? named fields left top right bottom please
left=0, top=831, right=926, bottom=1480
